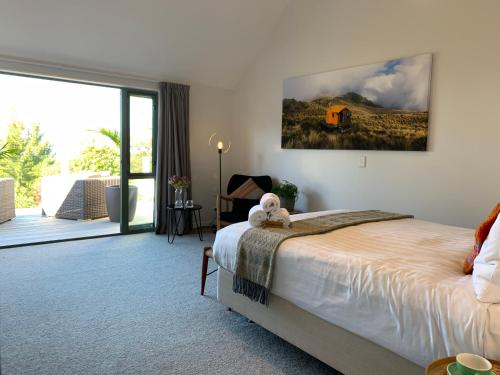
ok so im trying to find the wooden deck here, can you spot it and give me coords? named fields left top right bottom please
left=0, top=209, right=120, bottom=247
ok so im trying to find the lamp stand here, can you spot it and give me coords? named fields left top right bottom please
left=218, top=148, right=222, bottom=209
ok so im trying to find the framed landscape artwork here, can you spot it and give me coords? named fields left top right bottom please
left=281, top=53, right=432, bottom=151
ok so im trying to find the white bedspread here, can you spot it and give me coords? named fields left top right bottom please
left=213, top=210, right=500, bottom=366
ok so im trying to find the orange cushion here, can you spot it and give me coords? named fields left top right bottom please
left=464, top=203, right=500, bottom=274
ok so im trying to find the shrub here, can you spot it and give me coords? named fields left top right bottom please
left=70, top=145, right=120, bottom=175
left=0, top=122, right=56, bottom=208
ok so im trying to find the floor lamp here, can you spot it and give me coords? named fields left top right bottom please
left=217, top=141, right=223, bottom=204
left=209, top=133, right=231, bottom=230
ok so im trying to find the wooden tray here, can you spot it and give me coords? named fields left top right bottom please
left=426, top=356, right=500, bottom=375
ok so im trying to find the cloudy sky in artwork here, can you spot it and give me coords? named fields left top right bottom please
left=283, top=54, right=432, bottom=111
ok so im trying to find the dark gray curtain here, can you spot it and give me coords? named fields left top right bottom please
left=155, top=82, right=191, bottom=234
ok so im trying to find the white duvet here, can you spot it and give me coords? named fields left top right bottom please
left=213, top=210, right=500, bottom=366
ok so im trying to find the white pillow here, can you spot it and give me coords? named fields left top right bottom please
left=473, top=214, right=500, bottom=303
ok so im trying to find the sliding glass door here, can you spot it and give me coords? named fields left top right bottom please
left=0, top=71, right=158, bottom=247
left=0, top=72, right=124, bottom=248
left=120, top=89, right=158, bottom=234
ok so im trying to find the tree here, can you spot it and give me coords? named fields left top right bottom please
left=70, top=127, right=152, bottom=175
left=69, top=127, right=120, bottom=175
left=0, top=122, right=56, bottom=208
left=0, top=142, right=17, bottom=160
left=89, top=128, right=120, bottom=147
left=69, top=145, right=120, bottom=175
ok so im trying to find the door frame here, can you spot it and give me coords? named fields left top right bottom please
left=120, top=88, right=158, bottom=234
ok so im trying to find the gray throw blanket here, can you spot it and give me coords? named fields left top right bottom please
left=233, top=210, right=413, bottom=305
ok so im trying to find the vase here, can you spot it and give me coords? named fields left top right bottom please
left=174, top=188, right=186, bottom=208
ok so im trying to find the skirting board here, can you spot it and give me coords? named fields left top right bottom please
left=217, top=267, right=423, bottom=375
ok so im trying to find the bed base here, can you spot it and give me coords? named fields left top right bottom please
left=217, top=267, right=423, bottom=375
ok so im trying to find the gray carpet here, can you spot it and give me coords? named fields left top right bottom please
left=0, top=233, right=340, bottom=374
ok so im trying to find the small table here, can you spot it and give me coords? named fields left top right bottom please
left=425, top=356, right=500, bottom=375
left=166, top=204, right=203, bottom=244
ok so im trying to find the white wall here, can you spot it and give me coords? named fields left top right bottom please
left=230, top=0, right=500, bottom=228
left=190, top=83, right=234, bottom=225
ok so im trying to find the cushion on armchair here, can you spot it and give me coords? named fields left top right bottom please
left=227, top=175, right=272, bottom=196
left=220, top=174, right=272, bottom=225
left=228, top=178, right=265, bottom=199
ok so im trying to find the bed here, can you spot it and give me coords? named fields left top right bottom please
left=213, top=210, right=500, bottom=375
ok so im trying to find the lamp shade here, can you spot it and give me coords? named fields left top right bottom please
left=209, top=132, right=231, bottom=153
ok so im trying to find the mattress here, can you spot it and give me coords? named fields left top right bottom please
left=213, top=210, right=500, bottom=366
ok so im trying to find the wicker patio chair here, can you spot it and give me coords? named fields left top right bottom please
left=0, top=178, right=15, bottom=224
left=42, top=176, right=120, bottom=220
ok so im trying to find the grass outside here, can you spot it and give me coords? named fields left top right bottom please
left=281, top=96, right=428, bottom=151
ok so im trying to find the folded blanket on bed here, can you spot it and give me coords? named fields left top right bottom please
left=233, top=210, right=413, bottom=305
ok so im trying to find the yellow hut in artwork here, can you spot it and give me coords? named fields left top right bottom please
left=322, top=105, right=351, bottom=131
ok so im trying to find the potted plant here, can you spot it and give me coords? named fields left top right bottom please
left=272, top=180, right=298, bottom=212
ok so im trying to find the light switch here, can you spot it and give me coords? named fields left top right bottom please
left=359, top=155, right=367, bottom=168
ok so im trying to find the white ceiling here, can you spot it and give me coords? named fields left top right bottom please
left=0, top=0, right=291, bottom=88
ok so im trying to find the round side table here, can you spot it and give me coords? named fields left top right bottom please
left=166, top=204, right=203, bottom=244
left=425, top=356, right=500, bottom=375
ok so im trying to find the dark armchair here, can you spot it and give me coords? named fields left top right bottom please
left=216, top=174, right=272, bottom=230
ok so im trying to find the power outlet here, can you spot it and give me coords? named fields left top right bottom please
left=359, top=155, right=367, bottom=168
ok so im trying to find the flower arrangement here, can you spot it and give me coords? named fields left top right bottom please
left=168, top=175, right=190, bottom=189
